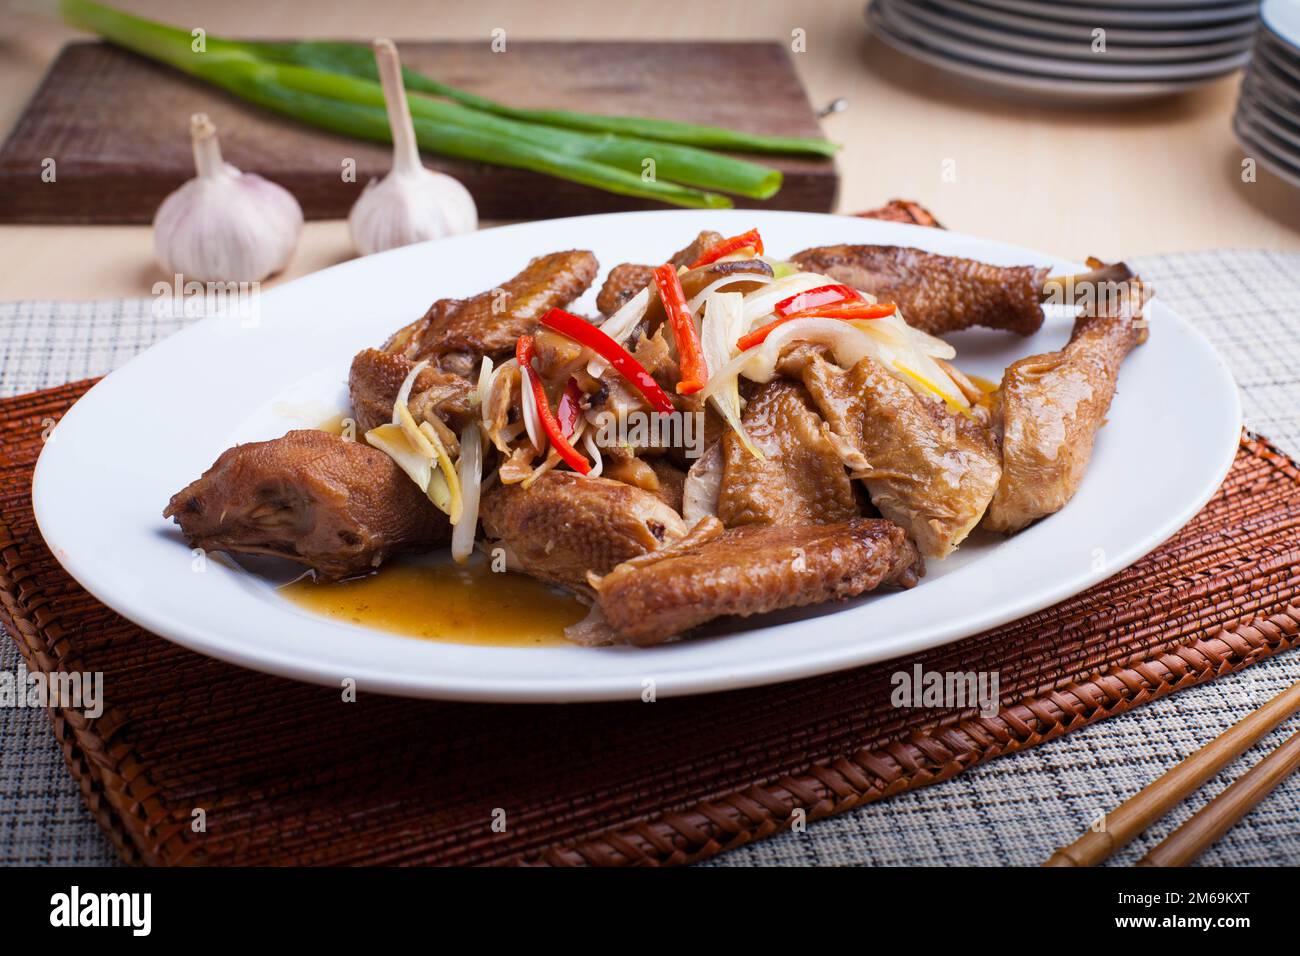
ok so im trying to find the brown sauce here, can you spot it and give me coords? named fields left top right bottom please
left=280, top=557, right=584, bottom=647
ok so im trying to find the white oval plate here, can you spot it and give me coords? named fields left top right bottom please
left=32, top=210, right=1241, bottom=702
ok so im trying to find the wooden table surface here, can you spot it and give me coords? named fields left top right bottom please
left=1, top=0, right=1298, bottom=300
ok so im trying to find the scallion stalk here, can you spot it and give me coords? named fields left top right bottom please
left=215, top=61, right=734, bottom=209
left=54, top=0, right=807, bottom=207
left=251, top=40, right=840, bottom=158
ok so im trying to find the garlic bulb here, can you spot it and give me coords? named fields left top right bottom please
left=153, top=114, right=303, bottom=283
left=348, top=39, right=477, bottom=256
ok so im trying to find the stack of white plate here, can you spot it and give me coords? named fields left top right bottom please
left=866, top=0, right=1261, bottom=104
left=1235, top=0, right=1300, bottom=189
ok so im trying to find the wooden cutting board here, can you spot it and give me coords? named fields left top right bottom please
left=0, top=41, right=838, bottom=223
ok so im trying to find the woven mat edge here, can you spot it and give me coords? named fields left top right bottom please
left=0, top=379, right=143, bottom=864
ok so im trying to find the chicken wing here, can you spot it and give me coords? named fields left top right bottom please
left=383, top=250, right=598, bottom=376
left=588, top=516, right=923, bottom=645
left=983, top=264, right=1150, bottom=533
left=790, top=244, right=1048, bottom=336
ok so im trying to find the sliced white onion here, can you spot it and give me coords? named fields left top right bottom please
left=740, top=272, right=841, bottom=328
left=473, top=355, right=494, bottom=410
left=365, top=423, right=432, bottom=491
left=701, top=292, right=763, bottom=459
left=901, top=320, right=957, bottom=360
left=393, top=358, right=430, bottom=425
left=518, top=362, right=544, bottom=452
left=699, top=310, right=968, bottom=410
left=582, top=428, right=604, bottom=478
left=418, top=420, right=463, bottom=522
left=700, top=318, right=878, bottom=399
left=682, top=441, right=723, bottom=526
left=523, top=418, right=586, bottom=487
left=480, top=357, right=517, bottom=434
left=451, top=422, right=483, bottom=564
left=686, top=272, right=772, bottom=315
left=856, top=311, right=956, bottom=361
left=586, top=285, right=650, bottom=378
left=369, top=359, right=467, bottom=517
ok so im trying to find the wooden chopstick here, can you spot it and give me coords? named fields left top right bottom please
left=1137, top=726, right=1300, bottom=866
left=1044, top=679, right=1300, bottom=867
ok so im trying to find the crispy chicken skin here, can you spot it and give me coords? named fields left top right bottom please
left=718, top=380, right=861, bottom=527
left=597, top=263, right=657, bottom=318
left=348, top=348, right=474, bottom=434
left=595, top=230, right=723, bottom=316
left=790, top=244, right=1048, bottom=336
left=790, top=351, right=1002, bottom=559
left=478, top=471, right=688, bottom=592
left=383, top=250, right=598, bottom=375
left=589, top=516, right=923, bottom=645
left=164, top=430, right=449, bottom=580
left=983, top=267, right=1150, bottom=533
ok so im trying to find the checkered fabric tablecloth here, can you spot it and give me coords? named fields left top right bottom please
left=2, top=249, right=1298, bottom=866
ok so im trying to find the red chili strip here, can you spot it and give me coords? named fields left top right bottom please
left=515, top=335, right=591, bottom=475
left=652, top=264, right=709, bottom=396
left=538, top=308, right=675, bottom=415
left=774, top=283, right=861, bottom=317
left=687, top=228, right=765, bottom=269
left=735, top=302, right=897, bottom=351
left=557, top=377, right=582, bottom=438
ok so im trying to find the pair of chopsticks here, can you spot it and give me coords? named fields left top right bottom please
left=1045, top=679, right=1300, bottom=867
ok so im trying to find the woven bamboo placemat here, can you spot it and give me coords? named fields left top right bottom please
left=3, top=379, right=1299, bottom=866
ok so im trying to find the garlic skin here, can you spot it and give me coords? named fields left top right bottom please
left=153, top=114, right=303, bottom=283
left=348, top=39, right=477, bottom=257
left=349, top=170, right=477, bottom=256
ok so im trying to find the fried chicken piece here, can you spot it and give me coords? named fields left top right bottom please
left=588, top=517, right=923, bottom=645
left=595, top=230, right=722, bottom=316
left=478, top=471, right=687, bottom=592
left=597, top=263, right=657, bottom=319
left=790, top=351, right=1002, bottom=559
left=790, top=244, right=1048, bottom=336
left=348, top=348, right=474, bottom=434
left=718, top=380, right=861, bottom=527
left=384, top=250, right=598, bottom=375
left=983, top=264, right=1150, bottom=533
left=164, top=430, right=448, bottom=580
